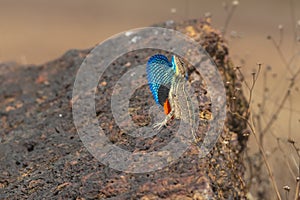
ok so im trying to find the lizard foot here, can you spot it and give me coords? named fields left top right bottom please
left=153, top=121, right=167, bottom=131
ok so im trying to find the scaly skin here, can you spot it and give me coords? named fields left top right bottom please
left=152, top=55, right=198, bottom=144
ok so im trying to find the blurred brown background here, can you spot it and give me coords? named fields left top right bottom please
left=1, top=0, right=300, bottom=198
left=0, top=0, right=297, bottom=65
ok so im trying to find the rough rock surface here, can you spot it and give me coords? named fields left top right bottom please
left=0, top=19, right=248, bottom=199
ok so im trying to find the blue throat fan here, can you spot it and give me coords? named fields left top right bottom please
left=146, top=54, right=178, bottom=114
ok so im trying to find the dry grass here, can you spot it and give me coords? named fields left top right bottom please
left=220, top=1, right=300, bottom=199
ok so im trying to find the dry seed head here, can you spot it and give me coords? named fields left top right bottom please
left=170, top=8, right=177, bottom=14
left=230, top=31, right=238, bottom=38
left=204, top=12, right=212, bottom=18
left=257, top=103, right=261, bottom=107
left=283, top=185, right=290, bottom=191
left=287, top=138, right=295, bottom=144
left=232, top=0, right=239, bottom=6
left=234, top=66, right=241, bottom=70
left=278, top=24, right=283, bottom=30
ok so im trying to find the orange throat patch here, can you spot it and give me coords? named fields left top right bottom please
left=163, top=99, right=171, bottom=115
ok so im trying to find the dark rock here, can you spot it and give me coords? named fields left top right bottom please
left=0, top=19, right=248, bottom=199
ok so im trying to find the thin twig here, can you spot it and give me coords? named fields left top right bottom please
left=289, top=0, right=297, bottom=52
left=288, top=94, right=293, bottom=139
left=223, top=1, right=239, bottom=36
left=277, top=138, right=296, bottom=177
left=295, top=178, right=300, bottom=200
left=262, top=68, right=300, bottom=134
left=233, top=111, right=282, bottom=200
left=268, top=36, right=293, bottom=76
left=231, top=64, right=282, bottom=199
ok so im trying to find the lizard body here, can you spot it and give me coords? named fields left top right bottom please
left=146, top=54, right=198, bottom=143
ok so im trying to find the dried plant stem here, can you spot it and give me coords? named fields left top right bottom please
left=277, top=139, right=296, bottom=177
left=288, top=95, right=293, bottom=139
left=261, top=89, right=290, bottom=134
left=262, top=68, right=300, bottom=134
left=269, top=36, right=293, bottom=76
left=233, top=64, right=282, bottom=199
left=289, top=0, right=297, bottom=51
left=295, top=179, right=299, bottom=200
left=285, top=190, right=290, bottom=200
left=245, top=150, right=254, bottom=188
left=232, top=110, right=282, bottom=199
left=223, top=2, right=238, bottom=36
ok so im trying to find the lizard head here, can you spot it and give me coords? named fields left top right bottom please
left=171, top=55, right=188, bottom=79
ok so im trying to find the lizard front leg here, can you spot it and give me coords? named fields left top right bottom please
left=153, top=109, right=175, bottom=130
